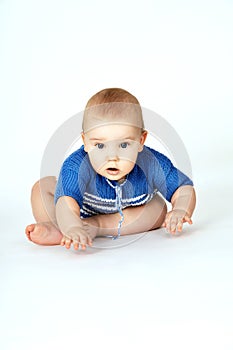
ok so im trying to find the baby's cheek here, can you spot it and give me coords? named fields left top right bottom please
left=88, top=150, right=107, bottom=170
left=118, top=148, right=138, bottom=163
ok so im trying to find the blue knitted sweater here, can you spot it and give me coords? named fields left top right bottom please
left=54, top=145, right=193, bottom=218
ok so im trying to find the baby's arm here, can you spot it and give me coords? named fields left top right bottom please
left=55, top=196, right=93, bottom=250
left=162, top=185, right=196, bottom=234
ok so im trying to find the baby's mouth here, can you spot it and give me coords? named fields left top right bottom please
left=106, top=167, right=120, bottom=175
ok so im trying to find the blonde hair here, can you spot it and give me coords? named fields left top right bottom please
left=82, top=88, right=145, bottom=132
left=85, top=87, right=141, bottom=107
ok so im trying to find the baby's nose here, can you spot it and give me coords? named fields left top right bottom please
left=106, top=143, right=119, bottom=161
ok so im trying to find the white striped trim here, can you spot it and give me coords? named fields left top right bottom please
left=83, top=192, right=116, bottom=203
left=80, top=206, right=97, bottom=215
left=122, top=194, right=155, bottom=206
left=83, top=190, right=157, bottom=205
left=83, top=203, right=116, bottom=212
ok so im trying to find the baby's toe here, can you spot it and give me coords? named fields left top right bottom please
left=25, top=224, right=35, bottom=241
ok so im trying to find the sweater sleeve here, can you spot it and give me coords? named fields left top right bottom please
left=54, top=147, right=88, bottom=207
left=142, top=147, right=193, bottom=202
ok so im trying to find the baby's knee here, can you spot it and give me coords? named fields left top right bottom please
left=159, top=198, right=167, bottom=221
left=156, top=195, right=167, bottom=212
left=32, top=176, right=57, bottom=195
left=153, top=196, right=167, bottom=229
left=160, top=201, right=167, bottom=221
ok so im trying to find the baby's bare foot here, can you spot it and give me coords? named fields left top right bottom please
left=25, top=222, right=63, bottom=246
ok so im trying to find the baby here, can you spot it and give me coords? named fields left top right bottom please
left=25, top=88, right=196, bottom=250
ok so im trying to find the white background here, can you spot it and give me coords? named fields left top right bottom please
left=0, top=0, right=233, bottom=349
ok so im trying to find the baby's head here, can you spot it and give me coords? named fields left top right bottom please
left=82, top=88, right=147, bottom=181
left=82, top=87, right=145, bottom=132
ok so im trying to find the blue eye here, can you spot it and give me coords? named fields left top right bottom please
left=120, top=142, right=129, bottom=149
left=96, top=143, right=104, bottom=149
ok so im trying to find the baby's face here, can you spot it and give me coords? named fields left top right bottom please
left=82, top=124, right=147, bottom=181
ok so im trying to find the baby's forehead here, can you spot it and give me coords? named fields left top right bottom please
left=82, top=102, right=144, bottom=133
left=85, top=123, right=142, bottom=138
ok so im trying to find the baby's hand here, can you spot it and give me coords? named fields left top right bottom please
left=162, top=209, right=193, bottom=235
left=60, top=226, right=93, bottom=250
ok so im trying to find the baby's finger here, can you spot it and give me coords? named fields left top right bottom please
left=72, top=239, right=80, bottom=250
left=177, top=219, right=183, bottom=232
left=87, top=236, right=93, bottom=247
left=165, top=217, right=172, bottom=232
left=170, top=216, right=178, bottom=234
left=79, top=234, right=89, bottom=250
left=184, top=216, right=193, bottom=225
left=162, top=213, right=171, bottom=229
left=60, top=236, right=66, bottom=246
left=65, top=238, right=72, bottom=249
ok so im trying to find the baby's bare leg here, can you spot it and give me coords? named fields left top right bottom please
left=25, top=176, right=63, bottom=245
left=25, top=176, right=167, bottom=245
left=84, top=195, right=167, bottom=237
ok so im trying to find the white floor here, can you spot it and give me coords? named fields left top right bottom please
left=1, top=168, right=233, bottom=350
left=1, top=1, right=233, bottom=349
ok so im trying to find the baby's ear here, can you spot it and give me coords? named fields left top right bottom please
left=81, top=132, right=88, bottom=152
left=138, top=130, right=148, bottom=152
